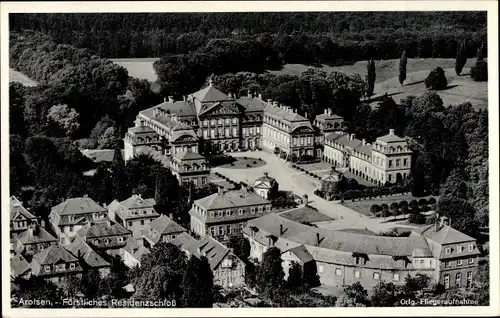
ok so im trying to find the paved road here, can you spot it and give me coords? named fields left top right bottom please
left=213, top=151, right=418, bottom=233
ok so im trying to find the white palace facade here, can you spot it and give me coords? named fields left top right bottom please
left=124, top=81, right=412, bottom=185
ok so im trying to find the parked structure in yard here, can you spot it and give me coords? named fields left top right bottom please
left=189, top=186, right=272, bottom=242
left=323, top=129, right=412, bottom=185
left=244, top=213, right=479, bottom=290
left=172, top=232, right=246, bottom=288
left=10, top=196, right=39, bottom=237
left=107, top=194, right=159, bottom=240
left=49, top=195, right=108, bottom=246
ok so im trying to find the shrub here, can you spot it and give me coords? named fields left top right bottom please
left=370, top=204, right=381, bottom=214
left=425, top=67, right=448, bottom=90
left=246, top=164, right=251, bottom=168
left=418, top=198, right=428, bottom=206
left=399, top=200, right=408, bottom=209
left=390, top=202, right=399, bottom=211
left=409, top=199, right=419, bottom=209
left=470, top=60, right=488, bottom=82
left=230, top=163, right=235, bottom=166
left=408, top=213, right=419, bottom=224
left=428, top=197, right=437, bottom=205
left=244, top=156, right=248, bottom=160
left=253, top=161, right=257, bottom=164
left=421, top=205, right=431, bottom=212
left=380, top=203, right=389, bottom=211
left=76, top=138, right=98, bottom=149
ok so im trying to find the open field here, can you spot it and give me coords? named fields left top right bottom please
left=341, top=194, right=439, bottom=217
left=279, top=206, right=335, bottom=223
left=9, top=69, right=38, bottom=86
left=111, top=58, right=160, bottom=81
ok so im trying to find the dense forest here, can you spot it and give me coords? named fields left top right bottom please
left=10, top=12, right=487, bottom=61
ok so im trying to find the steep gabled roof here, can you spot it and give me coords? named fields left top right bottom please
left=289, top=245, right=314, bottom=263
left=16, top=226, right=57, bottom=245
left=172, top=151, right=206, bottom=161
left=32, top=246, right=78, bottom=265
left=127, top=126, right=156, bottom=134
left=376, top=131, right=406, bottom=143
left=237, top=96, right=267, bottom=112
left=419, top=225, right=476, bottom=245
left=10, top=196, right=37, bottom=221
left=77, top=220, right=131, bottom=239
left=11, top=255, right=31, bottom=278
left=195, top=189, right=270, bottom=211
left=67, top=235, right=110, bottom=268
left=143, top=215, right=187, bottom=244
left=120, top=195, right=156, bottom=210
left=192, top=85, right=230, bottom=103
left=51, top=197, right=106, bottom=216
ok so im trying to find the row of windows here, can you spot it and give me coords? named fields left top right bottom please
left=388, top=158, right=409, bottom=168
left=264, top=116, right=293, bottom=132
left=443, top=272, right=473, bottom=289
left=202, top=118, right=238, bottom=127
left=242, top=126, right=261, bottom=136
left=203, top=128, right=239, bottom=139
left=317, top=265, right=401, bottom=282
left=445, top=244, right=474, bottom=254
left=183, top=176, right=208, bottom=187
left=374, top=143, right=409, bottom=154
left=44, top=263, right=76, bottom=272
left=208, top=206, right=270, bottom=218
left=445, top=258, right=475, bottom=267
left=210, top=223, right=246, bottom=236
left=127, top=218, right=155, bottom=227
left=92, top=236, right=126, bottom=245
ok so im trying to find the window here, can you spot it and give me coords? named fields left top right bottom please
left=232, top=118, right=237, bottom=124
left=419, top=259, right=424, bottom=265
left=388, top=160, right=393, bottom=168
left=373, top=272, right=380, bottom=280
left=335, top=268, right=342, bottom=276
left=203, top=120, right=209, bottom=127
left=318, top=265, right=324, bottom=273
left=218, top=119, right=223, bottom=125
left=225, top=118, right=230, bottom=125
left=354, top=270, right=360, bottom=278
left=458, top=245, right=464, bottom=253
left=468, top=244, right=474, bottom=252
left=210, top=212, right=215, bottom=218
left=105, top=239, right=110, bottom=245
left=396, top=159, right=400, bottom=167
left=266, top=206, right=271, bottom=212
left=455, top=273, right=461, bottom=288
left=250, top=207, right=255, bottom=213
left=238, top=209, right=243, bottom=215
left=258, top=206, right=263, bottom=213
left=225, top=210, right=231, bottom=216
left=393, top=273, right=400, bottom=281
left=232, top=127, right=237, bottom=136
left=141, top=220, right=145, bottom=225
left=445, top=247, right=451, bottom=254
left=69, top=263, right=76, bottom=270
left=202, top=177, right=207, bottom=185
left=219, top=226, right=224, bottom=236
left=466, top=271, right=473, bottom=288
left=469, top=258, right=474, bottom=264
left=225, top=128, right=230, bottom=137
left=203, top=129, right=209, bottom=139
left=218, top=211, right=223, bottom=217
left=44, top=266, right=51, bottom=272
left=457, top=259, right=463, bottom=266
left=210, top=227, right=216, bottom=236
left=403, top=158, right=408, bottom=166
left=445, top=261, right=451, bottom=268
left=128, top=221, right=133, bottom=227
left=117, top=236, right=124, bottom=243
left=444, top=274, right=450, bottom=289
left=388, top=174, right=392, bottom=182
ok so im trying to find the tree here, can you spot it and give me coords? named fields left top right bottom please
left=181, top=256, right=214, bottom=307
left=425, top=67, right=448, bottom=90
left=227, top=233, right=251, bottom=261
left=287, top=261, right=304, bottom=293
left=370, top=204, right=381, bottom=215
left=13, top=276, right=66, bottom=308
left=390, top=202, right=399, bottom=219
left=47, top=104, right=80, bottom=137
left=472, top=262, right=489, bottom=305
left=112, top=141, right=124, bottom=168
left=401, top=273, right=431, bottom=299
left=335, top=282, right=368, bottom=307
left=371, top=281, right=401, bottom=306
left=98, top=126, right=116, bottom=149
left=256, top=247, right=284, bottom=297
left=476, top=41, right=486, bottom=61
left=399, top=49, right=407, bottom=85
left=366, top=59, right=376, bottom=98
left=470, top=60, right=487, bottom=82
left=455, top=41, right=467, bottom=76
left=436, top=194, right=479, bottom=237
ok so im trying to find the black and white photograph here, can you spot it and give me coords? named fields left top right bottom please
left=1, top=1, right=498, bottom=316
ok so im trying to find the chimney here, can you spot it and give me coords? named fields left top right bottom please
left=103, top=202, right=107, bottom=208
left=362, top=139, right=366, bottom=146
left=324, top=109, right=328, bottom=115
left=248, top=91, right=252, bottom=98
left=40, top=220, right=45, bottom=229
left=328, top=108, right=332, bottom=116
left=169, top=213, right=174, bottom=219
left=280, top=224, right=285, bottom=236
left=83, top=194, right=88, bottom=198
left=164, top=97, right=167, bottom=103
left=183, top=95, right=186, bottom=102
left=389, top=129, right=395, bottom=135
left=264, top=172, right=269, bottom=178
left=258, top=93, right=262, bottom=100
left=228, top=92, right=232, bottom=98
left=168, top=96, right=174, bottom=103
left=28, top=225, right=34, bottom=237
left=267, top=99, right=272, bottom=106
left=218, top=186, right=223, bottom=195
left=305, top=112, right=308, bottom=119
left=208, top=78, right=213, bottom=87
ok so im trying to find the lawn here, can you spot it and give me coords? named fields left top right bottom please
left=279, top=205, right=334, bottom=223
left=81, top=149, right=125, bottom=162
left=341, top=194, right=439, bottom=217
left=296, top=161, right=332, bottom=172
left=218, top=156, right=266, bottom=169
left=9, top=69, right=38, bottom=86
left=111, top=58, right=160, bottom=82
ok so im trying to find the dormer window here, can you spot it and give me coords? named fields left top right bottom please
left=445, top=247, right=451, bottom=254
left=105, top=238, right=110, bottom=245
left=210, top=212, right=215, bottom=218
left=258, top=206, right=263, bottom=213
left=44, top=265, right=51, bottom=272
left=468, top=244, right=474, bottom=252
left=93, top=239, right=99, bottom=245
left=457, top=259, right=463, bottom=266
left=458, top=246, right=464, bottom=253
left=250, top=207, right=255, bottom=214
left=69, top=263, right=76, bottom=270
left=117, top=236, right=124, bottom=243
left=218, top=211, right=223, bottom=217
left=238, top=209, right=243, bottom=216
left=225, top=210, right=231, bottom=217
left=266, top=205, right=271, bottom=212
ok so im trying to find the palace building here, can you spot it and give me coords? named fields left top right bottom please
left=243, top=213, right=480, bottom=291
left=323, top=129, right=412, bottom=185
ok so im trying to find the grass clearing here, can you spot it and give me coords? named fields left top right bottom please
left=111, top=58, right=160, bottom=81
left=279, top=206, right=335, bottom=223
left=9, top=69, right=38, bottom=86
left=218, top=156, right=266, bottom=169
left=341, top=194, right=439, bottom=217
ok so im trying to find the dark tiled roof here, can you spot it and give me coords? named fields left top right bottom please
left=244, top=213, right=432, bottom=257
left=108, top=196, right=159, bottom=221
left=192, top=85, right=230, bottom=103
left=324, top=132, right=344, bottom=142
left=170, top=130, right=198, bottom=142
left=419, top=225, right=476, bottom=244
left=172, top=151, right=206, bottom=161
left=67, top=235, right=110, bottom=268
left=52, top=197, right=106, bottom=216
left=11, top=255, right=31, bottom=278
left=315, top=113, right=344, bottom=121
left=253, top=173, right=277, bottom=189
left=119, top=195, right=156, bottom=210
left=289, top=245, right=314, bottom=263
left=237, top=96, right=267, bottom=112
left=143, top=215, right=186, bottom=244
left=195, top=189, right=270, bottom=210
left=10, top=196, right=37, bottom=221
left=377, top=131, right=406, bottom=143
left=128, top=126, right=156, bottom=134
left=77, top=220, right=131, bottom=239
left=32, top=246, right=78, bottom=265
left=16, top=226, right=57, bottom=245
